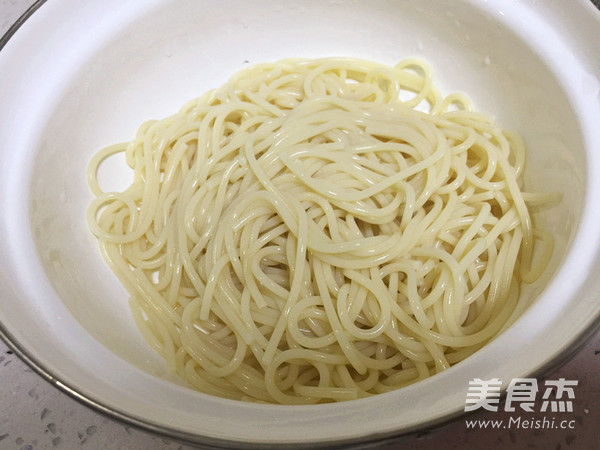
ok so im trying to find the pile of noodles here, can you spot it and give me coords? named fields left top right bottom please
left=87, top=58, right=554, bottom=404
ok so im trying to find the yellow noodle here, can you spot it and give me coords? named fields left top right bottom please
left=87, top=57, right=555, bottom=404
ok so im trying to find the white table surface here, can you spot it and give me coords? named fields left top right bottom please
left=1, top=1, right=599, bottom=449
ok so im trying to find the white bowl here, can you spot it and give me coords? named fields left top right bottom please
left=1, top=0, right=600, bottom=447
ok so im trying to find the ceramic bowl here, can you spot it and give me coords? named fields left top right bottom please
left=1, top=0, right=600, bottom=447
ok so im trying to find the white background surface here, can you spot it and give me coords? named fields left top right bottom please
left=1, top=1, right=599, bottom=449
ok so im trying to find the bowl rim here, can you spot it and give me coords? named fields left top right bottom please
left=2, top=0, right=600, bottom=448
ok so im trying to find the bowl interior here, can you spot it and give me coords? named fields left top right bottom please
left=2, top=0, right=598, bottom=445
left=29, top=0, right=584, bottom=375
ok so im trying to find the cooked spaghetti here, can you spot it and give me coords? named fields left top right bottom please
left=87, top=58, right=554, bottom=404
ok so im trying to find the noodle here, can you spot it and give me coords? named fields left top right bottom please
left=87, top=57, right=555, bottom=404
